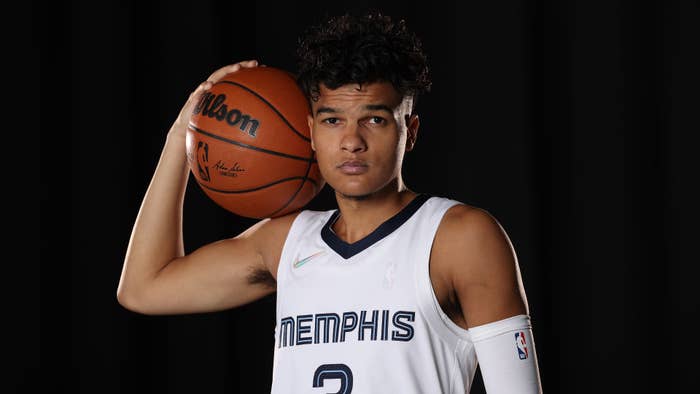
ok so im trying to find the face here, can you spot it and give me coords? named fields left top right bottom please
left=307, top=82, right=420, bottom=200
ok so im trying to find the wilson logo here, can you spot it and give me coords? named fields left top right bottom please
left=193, top=92, right=260, bottom=137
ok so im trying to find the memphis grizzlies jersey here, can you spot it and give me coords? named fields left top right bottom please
left=270, top=194, right=478, bottom=394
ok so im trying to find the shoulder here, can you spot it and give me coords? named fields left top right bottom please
left=245, top=206, right=335, bottom=245
left=243, top=208, right=334, bottom=270
left=438, top=203, right=508, bottom=241
left=242, top=210, right=303, bottom=247
left=433, top=203, right=517, bottom=283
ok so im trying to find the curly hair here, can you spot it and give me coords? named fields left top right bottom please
left=296, top=12, right=431, bottom=112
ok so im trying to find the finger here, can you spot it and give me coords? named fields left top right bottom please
left=179, top=80, right=212, bottom=120
left=189, top=80, right=212, bottom=99
left=206, top=59, right=260, bottom=82
left=206, top=63, right=242, bottom=84
left=239, top=59, right=259, bottom=68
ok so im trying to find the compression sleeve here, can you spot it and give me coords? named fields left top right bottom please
left=469, top=314, right=543, bottom=393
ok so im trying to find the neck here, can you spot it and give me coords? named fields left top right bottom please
left=332, top=180, right=417, bottom=244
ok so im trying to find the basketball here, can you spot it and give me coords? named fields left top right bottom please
left=185, top=66, right=324, bottom=219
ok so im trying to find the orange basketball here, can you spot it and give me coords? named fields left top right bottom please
left=186, top=66, right=324, bottom=219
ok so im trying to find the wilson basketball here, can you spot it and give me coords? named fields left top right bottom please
left=186, top=66, right=324, bottom=219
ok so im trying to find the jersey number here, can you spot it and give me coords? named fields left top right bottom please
left=313, top=363, right=353, bottom=394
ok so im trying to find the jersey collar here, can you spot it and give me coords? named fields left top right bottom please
left=321, top=193, right=430, bottom=259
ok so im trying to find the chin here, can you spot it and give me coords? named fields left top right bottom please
left=335, top=183, right=390, bottom=201
left=329, top=175, right=396, bottom=201
left=330, top=183, right=373, bottom=201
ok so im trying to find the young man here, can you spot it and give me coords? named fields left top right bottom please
left=118, top=13, right=542, bottom=393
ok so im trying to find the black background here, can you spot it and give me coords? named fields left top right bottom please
left=24, top=0, right=699, bottom=393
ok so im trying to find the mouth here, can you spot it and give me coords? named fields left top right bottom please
left=337, top=160, right=369, bottom=175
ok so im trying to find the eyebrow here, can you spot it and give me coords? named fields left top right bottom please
left=315, top=104, right=395, bottom=116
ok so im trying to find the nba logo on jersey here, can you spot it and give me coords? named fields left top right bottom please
left=515, top=332, right=528, bottom=360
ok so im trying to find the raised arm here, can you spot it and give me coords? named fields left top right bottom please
left=117, top=60, right=295, bottom=315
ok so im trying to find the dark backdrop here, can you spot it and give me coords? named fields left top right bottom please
left=25, top=0, right=699, bottom=393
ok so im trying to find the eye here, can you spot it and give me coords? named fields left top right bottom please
left=321, top=117, right=340, bottom=125
left=368, top=116, right=386, bottom=125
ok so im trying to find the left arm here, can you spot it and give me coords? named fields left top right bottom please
left=436, top=205, right=542, bottom=393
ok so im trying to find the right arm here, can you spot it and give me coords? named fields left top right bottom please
left=117, top=60, right=294, bottom=315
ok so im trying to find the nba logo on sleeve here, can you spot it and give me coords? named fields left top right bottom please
left=515, top=332, right=528, bottom=360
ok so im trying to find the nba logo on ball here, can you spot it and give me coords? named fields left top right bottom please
left=515, top=332, right=528, bottom=360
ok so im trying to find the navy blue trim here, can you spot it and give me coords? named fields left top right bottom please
left=321, top=194, right=431, bottom=259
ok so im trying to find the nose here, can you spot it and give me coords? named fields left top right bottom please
left=340, top=125, right=367, bottom=153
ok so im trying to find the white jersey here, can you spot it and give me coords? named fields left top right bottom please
left=270, top=194, right=478, bottom=394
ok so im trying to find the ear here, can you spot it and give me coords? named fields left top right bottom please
left=404, top=114, right=419, bottom=152
left=307, top=114, right=315, bottom=151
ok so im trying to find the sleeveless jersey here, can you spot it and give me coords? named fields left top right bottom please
left=270, top=194, right=478, bottom=394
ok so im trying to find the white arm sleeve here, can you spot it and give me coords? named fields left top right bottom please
left=469, top=314, right=543, bottom=393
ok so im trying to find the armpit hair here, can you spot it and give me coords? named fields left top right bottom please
left=247, top=267, right=277, bottom=289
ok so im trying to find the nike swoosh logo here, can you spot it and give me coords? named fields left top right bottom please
left=293, top=251, right=326, bottom=268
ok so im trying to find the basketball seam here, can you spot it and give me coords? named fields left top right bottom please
left=217, top=80, right=311, bottom=143
left=188, top=123, right=315, bottom=163
left=305, top=177, right=319, bottom=187
left=264, top=151, right=316, bottom=218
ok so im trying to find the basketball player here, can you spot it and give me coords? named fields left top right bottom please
left=118, top=13, right=543, bottom=393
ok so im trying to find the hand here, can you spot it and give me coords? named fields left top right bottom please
left=167, top=60, right=260, bottom=142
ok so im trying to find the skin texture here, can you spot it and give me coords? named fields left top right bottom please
left=307, top=82, right=420, bottom=243
left=117, top=61, right=528, bottom=330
